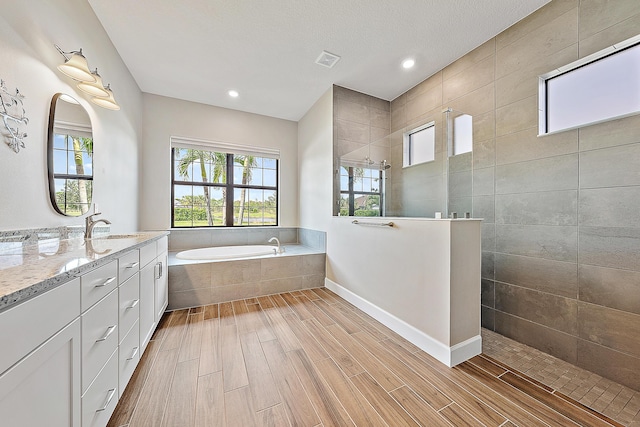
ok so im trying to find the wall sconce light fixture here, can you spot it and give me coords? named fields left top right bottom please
left=55, top=45, right=120, bottom=111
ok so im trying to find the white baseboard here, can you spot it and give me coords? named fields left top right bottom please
left=324, top=278, right=481, bottom=367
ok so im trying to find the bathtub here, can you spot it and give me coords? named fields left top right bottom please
left=176, top=245, right=277, bottom=260
left=168, top=243, right=327, bottom=309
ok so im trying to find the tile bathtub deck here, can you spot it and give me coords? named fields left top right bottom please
left=108, top=288, right=639, bottom=427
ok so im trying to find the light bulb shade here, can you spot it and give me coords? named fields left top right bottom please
left=77, top=71, right=109, bottom=97
left=57, top=52, right=96, bottom=82
left=90, top=86, right=120, bottom=111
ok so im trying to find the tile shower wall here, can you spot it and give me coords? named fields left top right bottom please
left=389, top=0, right=640, bottom=390
left=332, top=86, right=391, bottom=215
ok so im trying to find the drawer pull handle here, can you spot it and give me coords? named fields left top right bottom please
left=127, top=299, right=140, bottom=310
left=126, top=346, right=139, bottom=361
left=126, top=262, right=140, bottom=269
left=96, top=325, right=117, bottom=342
left=95, top=277, right=116, bottom=288
left=96, top=388, right=116, bottom=412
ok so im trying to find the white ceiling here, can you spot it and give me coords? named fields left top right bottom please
left=88, top=0, right=550, bottom=121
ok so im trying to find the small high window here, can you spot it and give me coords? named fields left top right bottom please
left=403, top=121, right=435, bottom=167
left=539, top=34, right=640, bottom=135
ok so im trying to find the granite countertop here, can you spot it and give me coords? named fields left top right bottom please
left=0, top=231, right=169, bottom=312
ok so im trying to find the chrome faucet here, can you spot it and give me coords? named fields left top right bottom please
left=84, top=212, right=111, bottom=239
left=268, top=237, right=284, bottom=254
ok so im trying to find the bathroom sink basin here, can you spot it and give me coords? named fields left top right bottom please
left=94, top=233, right=146, bottom=240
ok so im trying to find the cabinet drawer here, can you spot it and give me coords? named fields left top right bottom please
left=81, top=261, right=117, bottom=312
left=118, top=319, right=140, bottom=397
left=82, top=288, right=118, bottom=393
left=82, top=348, right=118, bottom=427
left=118, top=272, right=140, bottom=343
left=139, top=241, right=157, bottom=268
left=118, top=250, right=140, bottom=284
left=0, top=277, right=80, bottom=375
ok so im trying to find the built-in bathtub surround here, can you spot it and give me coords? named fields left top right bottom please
left=167, top=227, right=327, bottom=309
left=168, top=227, right=326, bottom=251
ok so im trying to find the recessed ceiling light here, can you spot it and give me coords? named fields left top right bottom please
left=402, top=58, right=415, bottom=69
left=228, top=90, right=239, bottom=98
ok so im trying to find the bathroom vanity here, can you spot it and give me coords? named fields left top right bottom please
left=0, top=231, right=168, bottom=427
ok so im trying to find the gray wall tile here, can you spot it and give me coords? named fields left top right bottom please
left=579, top=226, right=640, bottom=271
left=336, top=98, right=369, bottom=124
left=495, top=282, right=578, bottom=335
left=496, top=127, right=578, bottom=166
left=577, top=301, right=640, bottom=356
left=580, top=143, right=640, bottom=188
left=496, top=8, right=577, bottom=79
left=495, top=311, right=578, bottom=364
left=579, top=264, right=640, bottom=315
left=169, top=230, right=213, bottom=251
left=579, top=187, right=640, bottom=228
left=482, top=223, right=496, bottom=252
left=496, top=224, right=577, bottom=262
left=578, top=0, right=640, bottom=40
left=495, top=154, right=578, bottom=194
left=579, top=113, right=640, bottom=152
left=444, top=39, right=495, bottom=80
left=495, top=190, right=577, bottom=226
left=495, top=96, right=537, bottom=137
left=443, top=56, right=494, bottom=104
left=495, top=0, right=578, bottom=51
left=473, top=195, right=495, bottom=223
left=481, top=306, right=496, bottom=330
left=577, top=339, right=640, bottom=391
left=481, top=279, right=495, bottom=308
left=495, top=253, right=577, bottom=298
left=473, top=167, right=495, bottom=196
left=579, top=12, right=640, bottom=57
left=482, top=251, right=495, bottom=280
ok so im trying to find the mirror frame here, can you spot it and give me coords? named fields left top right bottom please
left=47, top=93, right=94, bottom=216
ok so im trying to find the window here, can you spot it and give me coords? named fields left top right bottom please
left=51, top=128, right=93, bottom=216
left=539, top=34, right=640, bottom=135
left=403, top=121, right=435, bottom=167
left=171, top=143, right=278, bottom=228
left=339, top=166, right=382, bottom=216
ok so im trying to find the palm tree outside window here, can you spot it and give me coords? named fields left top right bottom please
left=172, top=147, right=278, bottom=227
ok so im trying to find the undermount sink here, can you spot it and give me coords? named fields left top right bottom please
left=93, top=233, right=146, bottom=240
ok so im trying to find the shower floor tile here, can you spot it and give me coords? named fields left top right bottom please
left=483, top=328, right=640, bottom=426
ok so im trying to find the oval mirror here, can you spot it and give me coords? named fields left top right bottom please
left=47, top=93, right=93, bottom=216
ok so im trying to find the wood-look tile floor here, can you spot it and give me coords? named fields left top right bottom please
left=108, top=288, right=630, bottom=427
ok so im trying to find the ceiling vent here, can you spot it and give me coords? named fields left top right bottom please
left=315, top=51, right=341, bottom=68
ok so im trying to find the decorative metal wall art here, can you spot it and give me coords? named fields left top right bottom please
left=0, top=80, right=28, bottom=153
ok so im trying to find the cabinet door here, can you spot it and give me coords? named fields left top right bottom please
left=154, top=252, right=169, bottom=322
left=139, top=260, right=156, bottom=353
left=0, top=318, right=81, bottom=427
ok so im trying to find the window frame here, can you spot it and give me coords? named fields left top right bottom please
left=403, top=121, right=436, bottom=167
left=538, top=34, right=640, bottom=136
left=171, top=147, right=279, bottom=228
left=339, top=166, right=383, bottom=217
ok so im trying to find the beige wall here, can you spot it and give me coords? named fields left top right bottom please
left=140, top=94, right=299, bottom=230
left=0, top=0, right=143, bottom=232
left=390, top=0, right=640, bottom=390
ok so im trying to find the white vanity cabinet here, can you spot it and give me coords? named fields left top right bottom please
left=0, top=234, right=166, bottom=427
left=139, top=236, right=168, bottom=353
left=0, top=278, right=82, bottom=427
